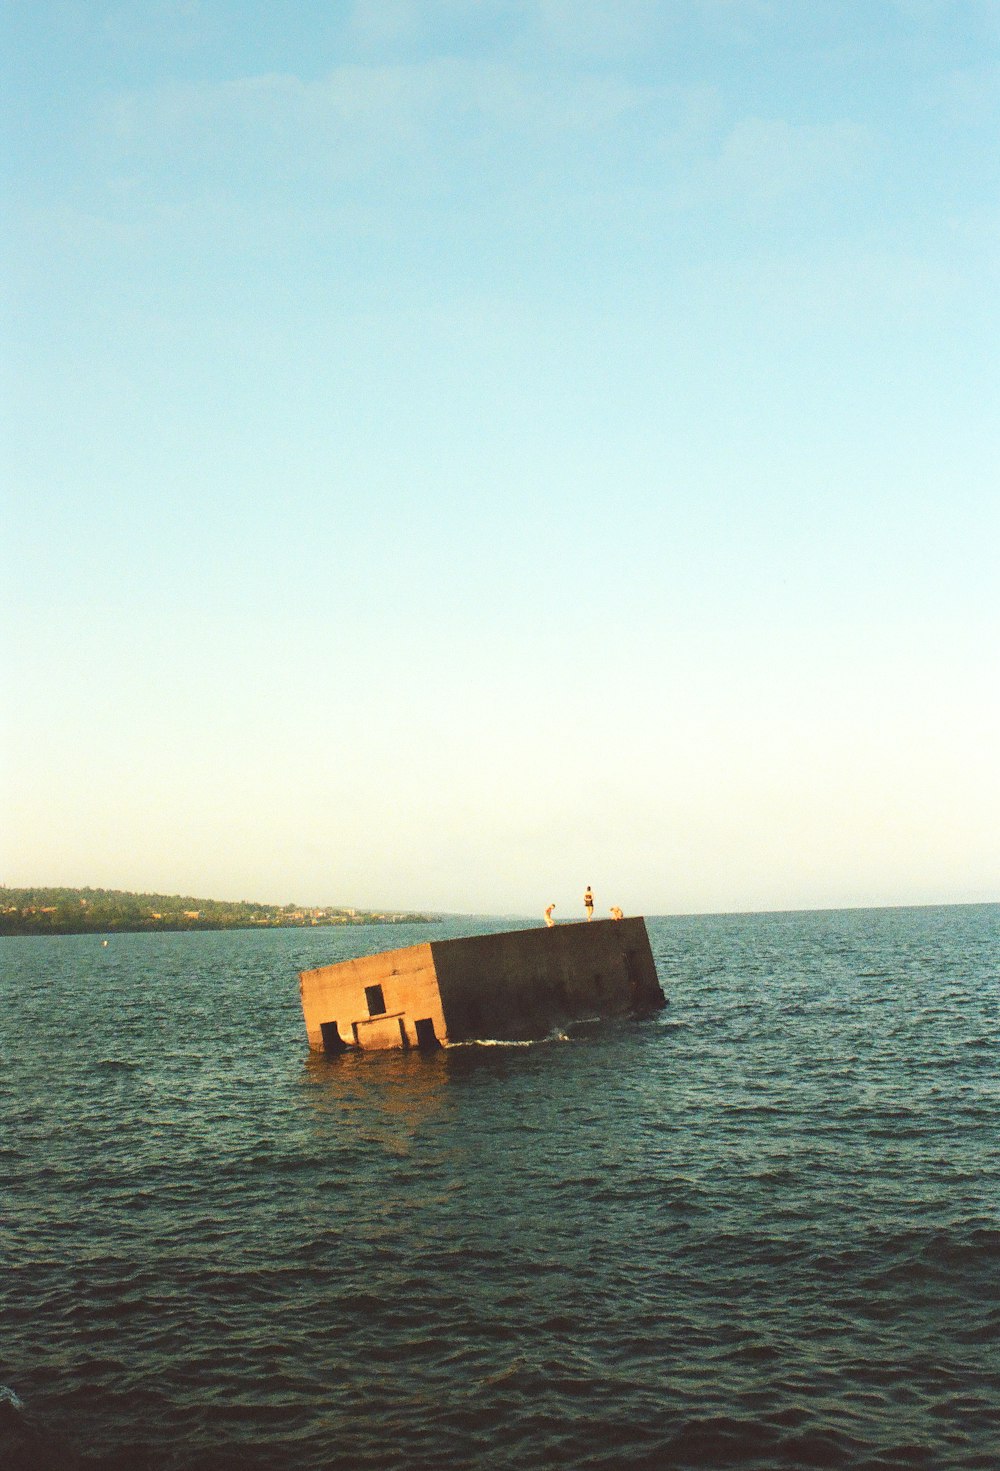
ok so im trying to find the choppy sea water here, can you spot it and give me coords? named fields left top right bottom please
left=2, top=906, right=998, bottom=1471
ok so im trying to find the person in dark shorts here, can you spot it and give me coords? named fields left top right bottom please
left=584, top=886, right=594, bottom=921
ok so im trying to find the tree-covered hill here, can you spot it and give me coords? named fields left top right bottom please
left=0, top=887, right=432, bottom=936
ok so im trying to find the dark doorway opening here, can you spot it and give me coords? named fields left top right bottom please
left=320, top=1020, right=348, bottom=1054
left=365, top=984, right=387, bottom=1016
left=414, top=1017, right=440, bottom=1050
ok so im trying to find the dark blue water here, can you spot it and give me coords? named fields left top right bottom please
left=2, top=907, right=998, bottom=1470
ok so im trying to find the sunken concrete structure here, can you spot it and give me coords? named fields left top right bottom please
left=299, top=916, right=666, bottom=1052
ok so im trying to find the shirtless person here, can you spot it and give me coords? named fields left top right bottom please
left=584, top=886, right=594, bottom=921
left=545, top=903, right=556, bottom=927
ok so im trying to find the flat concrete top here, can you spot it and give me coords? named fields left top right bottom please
left=432, top=915, right=645, bottom=950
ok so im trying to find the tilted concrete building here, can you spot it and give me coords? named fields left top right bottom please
left=299, top=916, right=666, bottom=1052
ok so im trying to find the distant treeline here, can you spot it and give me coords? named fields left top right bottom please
left=0, top=887, right=433, bottom=936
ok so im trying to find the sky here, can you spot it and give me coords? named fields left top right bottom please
left=2, top=0, right=998, bottom=918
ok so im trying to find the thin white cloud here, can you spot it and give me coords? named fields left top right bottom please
left=534, top=0, right=669, bottom=51
left=346, top=0, right=508, bottom=48
left=707, top=116, right=875, bottom=202
left=936, top=63, right=1000, bottom=126
left=101, top=56, right=665, bottom=180
left=101, top=0, right=211, bottom=53
left=531, top=0, right=781, bottom=52
left=346, top=0, right=423, bottom=47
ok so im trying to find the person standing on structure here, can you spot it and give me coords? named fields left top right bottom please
left=584, top=886, right=594, bottom=921
left=544, top=903, right=556, bottom=927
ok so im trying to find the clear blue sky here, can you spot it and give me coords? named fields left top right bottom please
left=3, top=1, right=998, bottom=916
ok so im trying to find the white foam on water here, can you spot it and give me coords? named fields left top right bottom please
left=450, top=1032, right=572, bottom=1048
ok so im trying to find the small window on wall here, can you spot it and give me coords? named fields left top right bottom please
left=365, top=984, right=387, bottom=1016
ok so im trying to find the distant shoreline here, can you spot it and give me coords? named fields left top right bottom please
left=0, top=886, right=434, bottom=937
left=0, top=919, right=435, bottom=937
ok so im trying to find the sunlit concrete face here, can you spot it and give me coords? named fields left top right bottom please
left=299, top=917, right=666, bottom=1051
left=299, top=940, right=446, bottom=1051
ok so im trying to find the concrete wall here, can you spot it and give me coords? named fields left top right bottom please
left=299, top=917, right=664, bottom=1052
left=299, top=940, right=446, bottom=1052
left=432, top=917, right=663, bottom=1043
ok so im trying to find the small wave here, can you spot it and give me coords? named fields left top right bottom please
left=924, top=1225, right=1000, bottom=1267
left=451, top=1032, right=571, bottom=1048
left=662, top=1413, right=784, bottom=1465
left=0, top=1385, right=24, bottom=1412
left=475, top=1355, right=528, bottom=1389
left=752, top=1168, right=797, bottom=1186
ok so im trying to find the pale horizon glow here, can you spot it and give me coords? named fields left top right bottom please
left=3, top=2, right=998, bottom=918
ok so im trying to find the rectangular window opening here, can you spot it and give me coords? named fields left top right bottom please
left=365, top=983, right=387, bottom=1016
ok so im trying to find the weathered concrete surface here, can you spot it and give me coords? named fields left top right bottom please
left=299, top=917, right=665, bottom=1052
left=299, top=940, right=445, bottom=1052
left=432, top=916, right=663, bottom=1042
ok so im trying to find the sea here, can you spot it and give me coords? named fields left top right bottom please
left=2, top=906, right=998, bottom=1471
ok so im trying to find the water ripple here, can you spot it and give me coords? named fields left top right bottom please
left=2, top=907, right=998, bottom=1469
